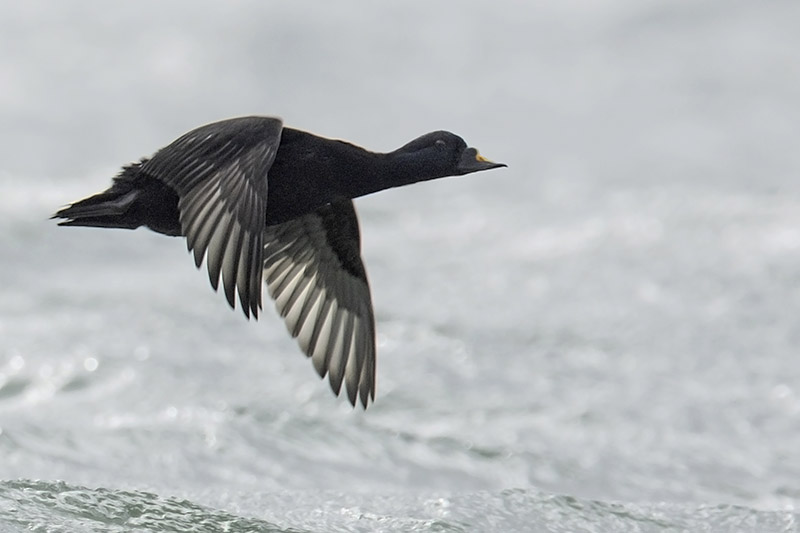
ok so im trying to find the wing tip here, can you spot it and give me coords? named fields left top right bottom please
left=313, top=361, right=374, bottom=409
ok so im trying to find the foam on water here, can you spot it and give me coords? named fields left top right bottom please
left=2, top=0, right=800, bottom=531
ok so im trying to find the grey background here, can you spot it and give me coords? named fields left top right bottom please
left=1, top=1, right=800, bottom=531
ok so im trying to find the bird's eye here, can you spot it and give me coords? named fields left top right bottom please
left=435, top=139, right=446, bottom=148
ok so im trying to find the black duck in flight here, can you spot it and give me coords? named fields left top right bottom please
left=53, top=116, right=506, bottom=408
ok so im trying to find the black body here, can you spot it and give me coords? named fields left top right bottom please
left=53, top=116, right=505, bottom=408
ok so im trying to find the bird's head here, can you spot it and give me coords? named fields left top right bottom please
left=396, top=131, right=506, bottom=179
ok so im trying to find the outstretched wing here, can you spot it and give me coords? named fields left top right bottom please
left=141, top=116, right=283, bottom=318
left=262, top=198, right=376, bottom=408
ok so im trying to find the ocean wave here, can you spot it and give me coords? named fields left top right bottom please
left=1, top=480, right=797, bottom=533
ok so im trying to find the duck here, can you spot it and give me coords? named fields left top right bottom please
left=53, top=116, right=506, bottom=408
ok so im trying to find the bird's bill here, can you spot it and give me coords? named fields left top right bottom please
left=456, top=147, right=507, bottom=174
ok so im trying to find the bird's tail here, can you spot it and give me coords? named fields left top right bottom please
left=54, top=193, right=141, bottom=230
left=53, top=161, right=181, bottom=236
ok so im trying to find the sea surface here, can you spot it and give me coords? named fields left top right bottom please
left=2, top=1, right=800, bottom=532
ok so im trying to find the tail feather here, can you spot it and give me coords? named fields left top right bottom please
left=53, top=161, right=182, bottom=236
left=53, top=189, right=140, bottom=227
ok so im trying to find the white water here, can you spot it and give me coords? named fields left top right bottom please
left=2, top=1, right=800, bottom=531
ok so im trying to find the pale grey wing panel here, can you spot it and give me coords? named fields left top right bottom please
left=262, top=199, right=376, bottom=408
left=141, top=117, right=283, bottom=317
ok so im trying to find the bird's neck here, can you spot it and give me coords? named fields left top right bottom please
left=342, top=147, right=449, bottom=199
left=266, top=130, right=452, bottom=225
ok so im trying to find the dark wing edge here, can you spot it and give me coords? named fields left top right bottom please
left=141, top=116, right=283, bottom=318
left=262, top=199, right=376, bottom=408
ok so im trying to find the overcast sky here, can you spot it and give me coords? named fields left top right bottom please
left=1, top=0, right=798, bottom=197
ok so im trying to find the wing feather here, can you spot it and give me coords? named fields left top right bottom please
left=140, top=116, right=282, bottom=316
left=221, top=222, right=244, bottom=307
left=262, top=198, right=376, bottom=407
